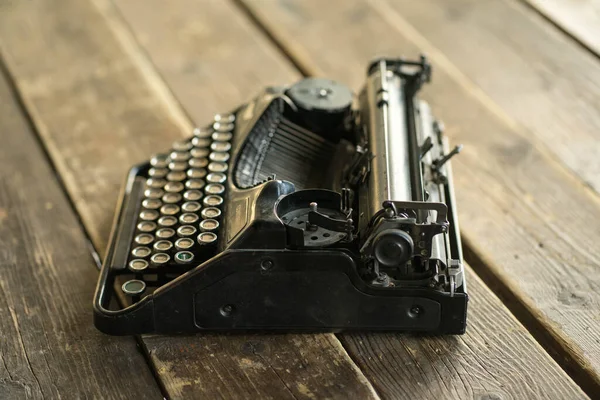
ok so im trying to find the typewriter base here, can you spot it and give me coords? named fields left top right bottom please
left=95, top=249, right=467, bottom=335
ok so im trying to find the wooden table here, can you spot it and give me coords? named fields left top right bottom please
left=1, top=0, right=599, bottom=398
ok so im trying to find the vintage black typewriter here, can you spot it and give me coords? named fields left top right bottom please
left=94, top=56, right=467, bottom=335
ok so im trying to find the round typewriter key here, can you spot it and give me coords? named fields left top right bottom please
left=190, top=147, right=210, bottom=158
left=187, top=168, right=207, bottom=179
left=129, top=258, right=149, bottom=271
left=189, top=157, right=209, bottom=168
left=209, top=152, right=230, bottom=162
left=160, top=204, right=180, bottom=215
left=182, top=201, right=201, bottom=213
left=167, top=171, right=187, bottom=181
left=205, top=183, right=225, bottom=195
left=206, top=172, right=227, bottom=184
left=151, top=253, right=170, bottom=266
left=210, top=141, right=231, bottom=152
left=201, top=207, right=221, bottom=219
left=154, top=240, right=173, bottom=251
left=168, top=161, right=188, bottom=171
left=141, top=199, right=161, bottom=210
left=185, top=179, right=205, bottom=190
left=122, top=279, right=146, bottom=295
left=135, top=233, right=154, bottom=245
left=198, top=232, right=218, bottom=244
left=212, top=132, right=233, bottom=142
left=172, top=139, right=193, bottom=152
left=175, top=251, right=194, bottom=264
left=146, top=178, right=166, bottom=188
left=208, top=162, right=228, bottom=173
left=180, top=213, right=199, bottom=224
left=144, top=188, right=164, bottom=199
left=183, top=190, right=203, bottom=201
left=213, top=122, right=234, bottom=132
left=158, top=216, right=178, bottom=227
left=150, top=154, right=168, bottom=168
left=193, top=127, right=212, bottom=138
left=164, top=181, right=184, bottom=193
left=214, top=113, right=235, bottom=123
left=156, top=227, right=175, bottom=239
left=199, top=219, right=219, bottom=232
left=148, top=167, right=168, bottom=178
left=177, top=225, right=197, bottom=237
left=192, top=137, right=211, bottom=148
left=170, top=151, right=191, bottom=162
left=203, top=195, right=223, bottom=207
left=162, top=192, right=182, bottom=203
left=131, top=247, right=151, bottom=258
left=137, top=221, right=157, bottom=232
left=139, top=210, right=159, bottom=221
left=175, top=238, right=194, bottom=250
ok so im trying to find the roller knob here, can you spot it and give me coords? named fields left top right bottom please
left=286, top=78, right=353, bottom=133
left=372, top=229, right=414, bottom=267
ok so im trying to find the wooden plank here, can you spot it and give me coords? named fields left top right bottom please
left=0, top=63, right=162, bottom=399
left=381, top=0, right=600, bottom=195
left=339, top=269, right=584, bottom=400
left=142, top=333, right=377, bottom=399
left=0, top=0, right=380, bottom=398
left=524, top=0, right=600, bottom=57
left=239, top=0, right=600, bottom=395
left=113, top=0, right=299, bottom=124
left=112, top=0, right=587, bottom=398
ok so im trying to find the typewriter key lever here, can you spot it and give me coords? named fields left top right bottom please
left=94, top=56, right=468, bottom=335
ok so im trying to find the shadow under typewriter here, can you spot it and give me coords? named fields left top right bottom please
left=94, top=57, right=468, bottom=335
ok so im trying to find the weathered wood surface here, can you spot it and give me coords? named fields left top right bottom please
left=142, top=333, right=378, bottom=399
left=525, top=0, right=600, bottom=57
left=339, top=270, right=586, bottom=400
left=113, top=0, right=587, bottom=398
left=0, top=64, right=162, bottom=399
left=0, top=0, right=380, bottom=398
left=114, top=0, right=299, bottom=125
left=0, top=0, right=596, bottom=398
left=382, top=0, right=600, bottom=195
left=240, top=0, right=600, bottom=395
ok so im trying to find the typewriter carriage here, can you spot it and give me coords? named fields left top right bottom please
left=93, top=56, right=468, bottom=335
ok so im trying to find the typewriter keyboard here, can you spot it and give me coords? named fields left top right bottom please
left=119, top=113, right=235, bottom=301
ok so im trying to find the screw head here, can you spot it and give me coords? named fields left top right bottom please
left=261, top=259, right=274, bottom=271
left=408, top=305, right=423, bottom=318
left=220, top=304, right=234, bottom=317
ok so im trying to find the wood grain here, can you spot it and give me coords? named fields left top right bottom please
left=239, top=0, right=600, bottom=395
left=524, top=0, right=600, bottom=57
left=112, top=0, right=587, bottom=397
left=0, top=61, right=162, bottom=399
left=340, top=269, right=585, bottom=400
left=380, top=0, right=600, bottom=195
left=0, top=0, right=380, bottom=398
left=114, top=0, right=300, bottom=125
left=143, top=333, right=378, bottom=399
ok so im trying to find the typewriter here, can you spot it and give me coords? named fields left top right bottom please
left=94, top=56, right=468, bottom=335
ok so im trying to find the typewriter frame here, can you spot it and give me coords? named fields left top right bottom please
left=94, top=57, right=468, bottom=335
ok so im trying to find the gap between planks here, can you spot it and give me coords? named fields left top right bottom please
left=0, top=52, right=165, bottom=400
left=0, top=54, right=103, bottom=271
left=518, top=0, right=600, bottom=60
left=87, top=0, right=384, bottom=397
left=0, top=7, right=180, bottom=395
left=1, top=0, right=385, bottom=396
left=365, top=0, right=600, bottom=394
left=229, top=0, right=600, bottom=396
left=0, top=0, right=588, bottom=396
left=0, top=36, right=175, bottom=400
